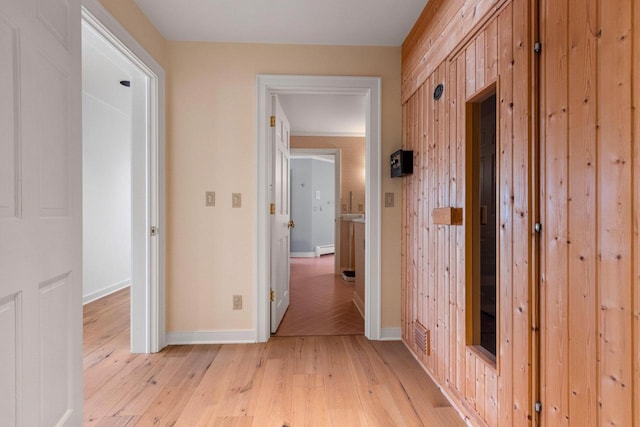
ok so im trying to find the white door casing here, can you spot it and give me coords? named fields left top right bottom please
left=270, top=95, right=291, bottom=333
left=256, top=75, right=382, bottom=342
left=0, top=0, right=82, bottom=425
left=81, top=0, right=166, bottom=353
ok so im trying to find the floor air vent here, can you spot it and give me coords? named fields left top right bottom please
left=414, top=321, right=430, bottom=356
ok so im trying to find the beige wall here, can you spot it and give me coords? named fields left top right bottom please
left=98, top=0, right=166, bottom=66
left=291, top=136, right=365, bottom=214
left=92, top=0, right=403, bottom=333
left=166, top=41, right=403, bottom=332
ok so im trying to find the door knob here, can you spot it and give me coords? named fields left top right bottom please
left=288, top=219, right=296, bottom=229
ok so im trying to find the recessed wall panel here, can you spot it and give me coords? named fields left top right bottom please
left=0, top=292, right=21, bottom=426
left=37, top=54, right=69, bottom=217
left=37, top=0, right=69, bottom=50
left=39, top=273, right=72, bottom=426
left=0, top=19, right=19, bottom=219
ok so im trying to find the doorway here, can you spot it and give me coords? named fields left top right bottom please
left=81, top=1, right=165, bottom=353
left=256, top=75, right=382, bottom=342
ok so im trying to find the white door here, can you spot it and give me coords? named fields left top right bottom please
left=270, top=95, right=291, bottom=333
left=0, top=0, right=82, bottom=425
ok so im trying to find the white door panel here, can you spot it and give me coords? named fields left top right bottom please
left=0, top=0, right=82, bottom=425
left=270, top=95, right=291, bottom=333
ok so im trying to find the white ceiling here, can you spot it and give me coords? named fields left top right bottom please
left=278, top=94, right=366, bottom=136
left=134, top=0, right=427, bottom=46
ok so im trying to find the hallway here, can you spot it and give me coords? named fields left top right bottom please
left=274, top=255, right=364, bottom=336
left=82, top=288, right=464, bottom=426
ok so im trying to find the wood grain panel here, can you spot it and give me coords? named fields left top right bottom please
left=597, top=0, right=633, bottom=424
left=540, top=0, right=570, bottom=424
left=455, top=54, right=467, bottom=398
left=510, top=0, right=531, bottom=423
left=448, top=58, right=460, bottom=392
left=566, top=0, right=597, bottom=425
left=402, top=0, right=508, bottom=103
left=634, top=2, right=640, bottom=425
left=401, top=1, right=534, bottom=426
left=436, top=62, right=449, bottom=383
left=538, top=0, right=639, bottom=426
left=496, top=4, right=516, bottom=425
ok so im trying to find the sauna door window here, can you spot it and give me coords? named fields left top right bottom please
left=468, top=89, right=497, bottom=360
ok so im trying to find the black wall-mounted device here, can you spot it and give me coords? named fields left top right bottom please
left=390, top=149, right=413, bottom=177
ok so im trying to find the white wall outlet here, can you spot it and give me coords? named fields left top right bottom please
left=232, top=193, right=241, bottom=208
left=233, top=295, right=242, bottom=310
left=206, top=191, right=215, bottom=206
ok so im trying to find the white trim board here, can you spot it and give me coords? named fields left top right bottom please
left=83, top=281, right=130, bottom=305
left=256, top=75, right=382, bottom=342
left=166, top=330, right=257, bottom=345
left=82, top=0, right=166, bottom=353
left=380, top=328, right=402, bottom=341
left=290, top=252, right=317, bottom=258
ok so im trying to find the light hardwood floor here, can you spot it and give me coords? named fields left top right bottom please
left=83, top=288, right=465, bottom=426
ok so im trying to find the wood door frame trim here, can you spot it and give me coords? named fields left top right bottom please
left=256, top=75, right=382, bottom=342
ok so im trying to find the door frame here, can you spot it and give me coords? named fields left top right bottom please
left=81, top=0, right=166, bottom=353
left=256, top=75, right=381, bottom=342
left=290, top=148, right=341, bottom=273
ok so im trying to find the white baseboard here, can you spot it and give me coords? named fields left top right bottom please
left=165, top=330, right=257, bottom=345
left=315, top=244, right=335, bottom=256
left=380, top=327, right=402, bottom=341
left=290, top=252, right=317, bottom=258
left=83, top=280, right=130, bottom=305
left=352, top=292, right=365, bottom=319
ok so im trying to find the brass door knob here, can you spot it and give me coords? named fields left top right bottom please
left=288, top=219, right=296, bottom=229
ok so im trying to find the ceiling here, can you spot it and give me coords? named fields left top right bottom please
left=278, top=94, right=366, bottom=136
left=134, top=0, right=427, bottom=46
left=82, top=21, right=140, bottom=114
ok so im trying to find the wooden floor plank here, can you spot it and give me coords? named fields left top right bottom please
left=83, top=286, right=464, bottom=426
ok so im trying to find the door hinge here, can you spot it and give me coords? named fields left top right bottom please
left=270, top=289, right=275, bottom=302
left=534, top=222, right=542, bottom=233
left=270, top=203, right=276, bottom=215
left=534, top=42, right=542, bottom=54
left=150, top=226, right=159, bottom=236
left=270, top=115, right=276, bottom=127
left=535, top=402, right=542, bottom=413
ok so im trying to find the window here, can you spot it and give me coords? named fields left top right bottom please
left=467, top=88, right=497, bottom=360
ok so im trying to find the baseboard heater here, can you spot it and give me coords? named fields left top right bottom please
left=315, top=244, right=335, bottom=256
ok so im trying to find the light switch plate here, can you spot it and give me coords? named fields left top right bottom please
left=385, top=192, right=395, bottom=207
left=233, top=295, right=242, bottom=310
left=206, top=191, right=215, bottom=207
left=232, top=193, right=241, bottom=208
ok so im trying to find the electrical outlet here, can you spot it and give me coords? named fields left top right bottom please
left=232, top=193, right=241, bottom=208
left=233, top=295, right=242, bottom=310
left=206, top=191, right=215, bottom=207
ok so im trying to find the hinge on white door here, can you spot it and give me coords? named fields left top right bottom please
left=270, top=203, right=276, bottom=215
left=150, top=226, right=159, bottom=236
left=270, top=289, right=275, bottom=302
left=270, top=115, right=276, bottom=127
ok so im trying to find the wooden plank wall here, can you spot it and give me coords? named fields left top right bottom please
left=540, top=0, right=640, bottom=426
left=401, top=1, right=533, bottom=426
